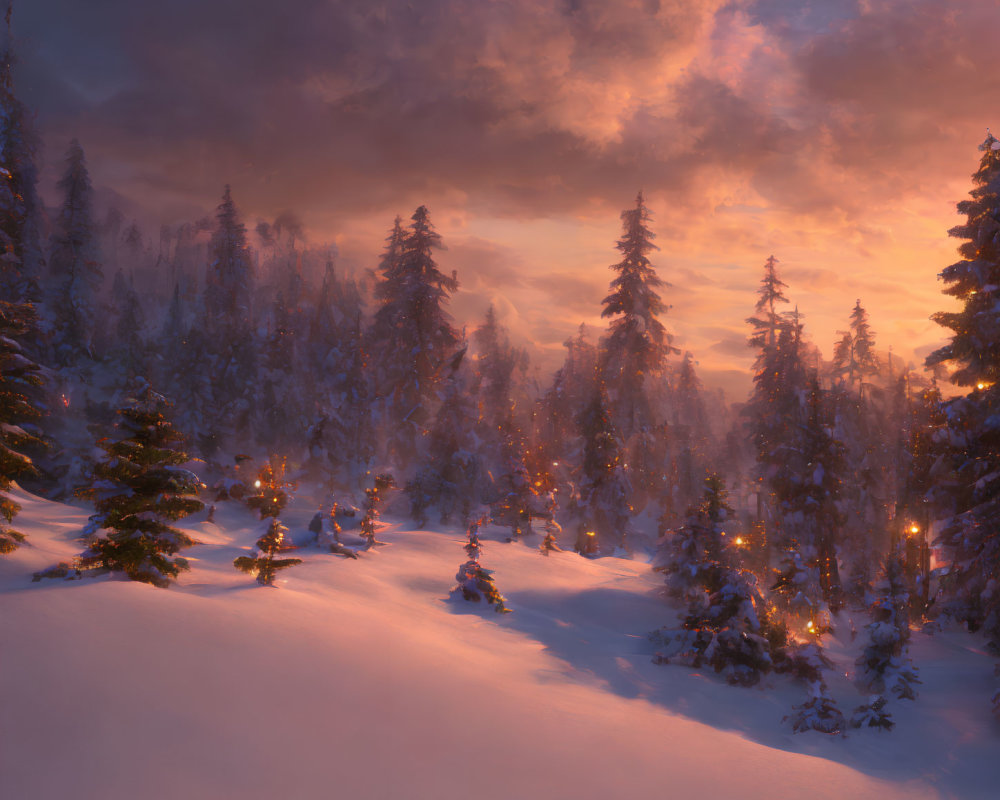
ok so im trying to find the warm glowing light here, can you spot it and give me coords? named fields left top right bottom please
left=254, top=480, right=261, bottom=488
left=977, top=382, right=987, bottom=390
left=909, top=524, right=920, bottom=535
left=735, top=537, right=744, bottom=546
left=806, top=621, right=815, bottom=632
left=552, top=462, right=559, bottom=467
left=586, top=531, right=596, bottom=537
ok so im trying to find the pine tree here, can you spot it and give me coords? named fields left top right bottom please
left=600, top=192, right=675, bottom=436
left=489, top=419, right=538, bottom=541
left=369, top=208, right=460, bottom=464
left=576, top=382, right=631, bottom=552
left=406, top=346, right=481, bottom=525
left=926, top=131, right=1000, bottom=650
left=0, top=22, right=44, bottom=305
left=655, top=473, right=734, bottom=603
left=770, top=374, right=845, bottom=610
left=203, top=186, right=257, bottom=446
left=48, top=139, right=102, bottom=365
left=746, top=255, right=789, bottom=356
left=849, top=300, right=879, bottom=387
left=78, top=387, right=203, bottom=586
left=651, top=477, right=784, bottom=687
left=0, top=300, right=42, bottom=553
left=234, top=458, right=302, bottom=585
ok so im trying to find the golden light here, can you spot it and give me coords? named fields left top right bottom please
left=735, top=536, right=744, bottom=546
left=586, top=531, right=596, bottom=537
left=909, top=523, right=920, bottom=535
left=254, top=480, right=261, bottom=488
left=977, top=382, right=987, bottom=390
left=806, top=620, right=815, bottom=632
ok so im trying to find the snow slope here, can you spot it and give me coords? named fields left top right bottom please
left=1, top=486, right=996, bottom=800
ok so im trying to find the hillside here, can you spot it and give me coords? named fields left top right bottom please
left=1, top=486, right=996, bottom=800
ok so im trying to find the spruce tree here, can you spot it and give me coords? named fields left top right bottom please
left=746, top=255, right=789, bottom=356
left=0, top=300, right=42, bottom=553
left=0, top=25, right=44, bottom=305
left=600, top=192, right=674, bottom=437
left=78, top=388, right=203, bottom=586
left=926, top=131, right=1000, bottom=650
left=48, top=139, right=102, bottom=366
left=655, top=473, right=733, bottom=602
left=203, top=186, right=257, bottom=446
left=577, top=382, right=630, bottom=552
left=368, top=208, right=460, bottom=464
left=407, top=347, right=481, bottom=525
left=651, top=475, right=784, bottom=687
left=489, top=420, right=538, bottom=541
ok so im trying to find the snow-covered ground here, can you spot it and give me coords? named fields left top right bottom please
left=1, top=486, right=996, bottom=799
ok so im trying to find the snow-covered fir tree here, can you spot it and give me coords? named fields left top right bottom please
left=368, top=208, right=460, bottom=465
left=0, top=32, right=44, bottom=305
left=655, top=473, right=734, bottom=603
left=78, top=387, right=203, bottom=586
left=925, top=131, right=1000, bottom=652
left=600, top=192, right=675, bottom=438
left=406, top=346, right=481, bottom=525
left=855, top=547, right=920, bottom=698
left=203, top=186, right=257, bottom=450
left=360, top=472, right=395, bottom=547
left=47, top=139, right=103, bottom=366
left=0, top=299, right=42, bottom=553
left=651, top=475, right=786, bottom=687
left=576, top=381, right=631, bottom=553
left=452, top=516, right=510, bottom=613
left=489, top=419, right=539, bottom=541
left=832, top=300, right=879, bottom=393
left=234, top=459, right=302, bottom=585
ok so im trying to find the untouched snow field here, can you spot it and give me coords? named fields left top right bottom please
left=1, top=486, right=997, bottom=800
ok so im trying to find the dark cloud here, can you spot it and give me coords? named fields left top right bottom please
left=10, top=0, right=989, bottom=393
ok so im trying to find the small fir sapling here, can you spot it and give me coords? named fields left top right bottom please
left=787, top=682, right=846, bottom=736
left=77, top=387, right=203, bottom=587
left=854, top=548, right=920, bottom=702
left=360, top=473, right=395, bottom=547
left=0, top=301, right=43, bottom=554
left=233, top=459, right=302, bottom=585
left=850, top=695, right=894, bottom=731
left=453, top=517, right=510, bottom=613
left=781, top=643, right=846, bottom=735
left=539, top=491, right=563, bottom=554
left=234, top=519, right=302, bottom=586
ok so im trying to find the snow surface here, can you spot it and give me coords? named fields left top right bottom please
left=1, top=486, right=997, bottom=800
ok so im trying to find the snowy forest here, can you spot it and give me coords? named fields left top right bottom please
left=1, top=6, right=999, bottom=797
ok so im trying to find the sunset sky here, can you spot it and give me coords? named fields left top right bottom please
left=13, top=0, right=999, bottom=397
